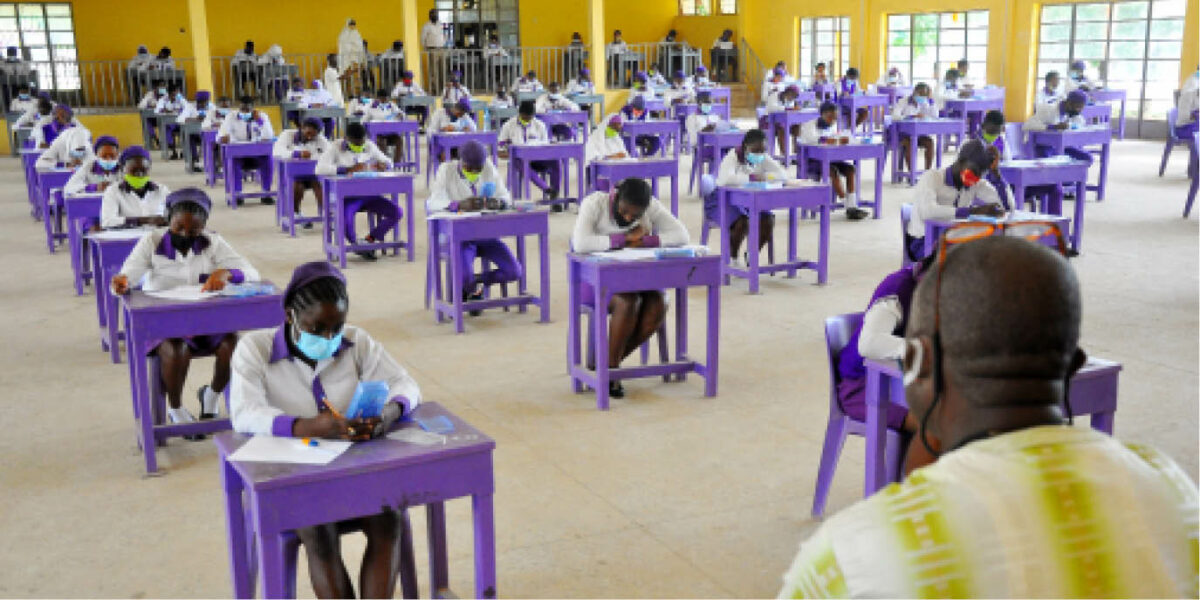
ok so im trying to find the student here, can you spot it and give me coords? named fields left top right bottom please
left=535, top=82, right=580, bottom=141
left=811, top=62, right=829, bottom=86
left=483, top=34, right=507, bottom=61
left=426, top=140, right=521, bottom=310
left=780, top=237, right=1199, bottom=599
left=800, top=101, right=868, bottom=220
left=1036, top=71, right=1065, bottom=107
left=690, top=65, right=713, bottom=88
left=839, top=68, right=868, bottom=127
left=345, top=87, right=373, bottom=119
left=391, top=70, right=430, bottom=127
left=217, top=95, right=276, bottom=206
left=976, top=109, right=1015, bottom=208
left=273, top=117, right=331, bottom=227
left=760, top=67, right=788, bottom=105
left=955, top=57, right=974, bottom=86
left=935, top=68, right=971, bottom=109
left=15, top=91, right=52, bottom=128
left=130, top=45, right=152, bottom=70
left=100, top=145, right=170, bottom=228
left=618, top=96, right=662, bottom=157
left=442, top=70, right=472, bottom=105
left=1025, top=90, right=1092, bottom=165
left=34, top=114, right=91, bottom=171
left=766, top=84, right=803, bottom=155
left=712, top=29, right=735, bottom=51
left=112, top=189, right=258, bottom=433
left=138, top=82, right=167, bottom=111
left=285, top=77, right=307, bottom=103
left=704, top=129, right=783, bottom=264
left=8, top=83, right=34, bottom=115
left=379, top=40, right=405, bottom=85
left=664, top=71, right=695, bottom=105
left=314, top=122, right=399, bottom=261
left=607, top=30, right=628, bottom=59
left=302, top=79, right=336, bottom=109
left=762, top=61, right=790, bottom=86
left=630, top=72, right=657, bottom=103
left=566, top=68, right=595, bottom=96
left=904, top=140, right=1004, bottom=261
left=877, top=66, right=905, bottom=87
left=323, top=54, right=346, bottom=107
left=230, top=262, right=421, bottom=600
left=155, top=83, right=187, bottom=159
left=893, top=82, right=938, bottom=173
left=64, top=136, right=122, bottom=195
left=364, top=88, right=405, bottom=164
left=231, top=40, right=258, bottom=95
left=645, top=66, right=668, bottom=89
left=428, top=97, right=477, bottom=134
left=152, top=47, right=175, bottom=71
left=571, top=178, right=689, bottom=398
left=1176, top=68, right=1199, bottom=139
left=685, top=91, right=723, bottom=149
left=498, top=100, right=560, bottom=201
left=586, top=114, right=630, bottom=166
left=1064, top=59, right=1099, bottom=93
left=512, top=70, right=544, bottom=94
left=202, top=95, right=232, bottom=131
left=489, top=82, right=514, bottom=109
left=32, top=103, right=79, bottom=148
left=176, top=90, right=212, bottom=170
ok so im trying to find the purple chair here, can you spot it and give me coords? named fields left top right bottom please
left=1186, top=131, right=1198, bottom=218
left=812, top=313, right=904, bottom=518
left=1160, top=108, right=1182, bottom=177
left=900, top=203, right=914, bottom=268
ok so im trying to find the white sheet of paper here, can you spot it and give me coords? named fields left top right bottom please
left=387, top=428, right=446, bottom=446
left=143, top=284, right=219, bottom=302
left=86, top=229, right=150, bottom=241
left=229, top=436, right=353, bottom=465
left=594, top=248, right=662, bottom=261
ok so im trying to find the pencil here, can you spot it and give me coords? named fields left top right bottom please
left=321, top=397, right=344, bottom=419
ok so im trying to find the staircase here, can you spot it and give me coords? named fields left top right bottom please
left=726, top=82, right=758, bottom=119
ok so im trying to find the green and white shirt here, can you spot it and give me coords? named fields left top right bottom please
left=779, top=426, right=1198, bottom=598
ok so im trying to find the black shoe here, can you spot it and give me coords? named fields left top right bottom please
left=261, top=197, right=275, bottom=205
left=302, top=221, right=314, bottom=230
left=465, top=286, right=484, bottom=316
left=846, top=207, right=869, bottom=221
left=356, top=250, right=378, bottom=261
left=608, top=380, right=625, bottom=398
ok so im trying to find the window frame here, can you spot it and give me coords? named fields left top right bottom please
left=0, top=1, right=77, bottom=91
left=797, top=16, right=851, bottom=81
left=885, top=10, right=988, bottom=86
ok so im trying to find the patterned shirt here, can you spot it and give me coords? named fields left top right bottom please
left=779, top=426, right=1198, bottom=598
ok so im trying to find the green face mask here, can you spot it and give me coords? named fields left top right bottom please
left=463, top=170, right=481, bottom=183
left=124, top=173, right=150, bottom=189
left=982, top=131, right=999, bottom=144
left=605, top=127, right=619, bottom=139
left=348, top=143, right=365, bottom=153
left=519, top=118, right=531, bottom=126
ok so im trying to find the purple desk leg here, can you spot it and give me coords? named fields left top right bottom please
left=472, top=493, right=497, bottom=599
left=593, top=281, right=610, bottom=409
left=817, top=202, right=830, bottom=284
left=221, top=460, right=254, bottom=598
left=1097, top=139, right=1110, bottom=202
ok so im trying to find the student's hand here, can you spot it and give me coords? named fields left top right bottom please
left=607, top=152, right=629, bottom=159
left=1050, top=122, right=1069, bottom=131
left=202, top=269, right=233, bottom=292
left=441, top=126, right=455, bottom=132
left=701, top=124, right=716, bottom=133
left=970, top=204, right=1005, bottom=218
left=372, top=162, right=388, bottom=172
left=219, top=136, right=230, bottom=144
left=348, top=418, right=377, bottom=442
left=748, top=173, right=764, bottom=182
left=347, top=162, right=367, bottom=173
left=69, top=158, right=83, bottom=168
left=295, top=411, right=352, bottom=440
left=38, top=143, right=48, bottom=149
left=111, top=274, right=130, bottom=295
left=484, top=197, right=504, bottom=210
left=299, top=150, right=312, bottom=159
left=144, top=215, right=168, bottom=227
left=497, top=150, right=509, bottom=159
left=96, top=181, right=111, bottom=192
left=625, top=225, right=649, bottom=247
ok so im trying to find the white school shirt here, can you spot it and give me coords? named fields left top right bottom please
left=218, top=112, right=275, bottom=142
left=427, top=159, right=511, bottom=212
left=100, top=181, right=171, bottom=228
left=8, top=96, right=34, bottom=115
left=606, top=41, right=628, bottom=58
left=427, top=108, right=478, bottom=132
left=892, top=95, right=938, bottom=120
left=646, top=72, right=669, bottom=89
left=535, top=94, right=580, bottom=113
left=664, top=85, right=696, bottom=105
left=322, top=68, right=345, bottom=107
left=390, top=81, right=427, bottom=98
left=345, top=97, right=372, bottom=117
left=934, top=80, right=961, bottom=109
left=31, top=119, right=84, bottom=150
left=1035, top=84, right=1065, bottom=108
left=713, top=37, right=734, bottom=50
left=117, top=229, right=258, bottom=292
left=15, top=107, right=48, bottom=128
left=202, top=108, right=230, bottom=130
left=765, top=94, right=802, bottom=113
left=799, top=118, right=841, bottom=145
left=1063, top=71, right=1098, bottom=93
left=877, top=73, right=906, bottom=87
left=570, top=191, right=689, bottom=253
left=138, top=92, right=163, bottom=110
left=421, top=21, right=446, bottom=48
left=314, top=139, right=393, bottom=175
left=684, top=112, right=722, bottom=147
left=302, top=86, right=336, bottom=108
left=155, top=95, right=186, bottom=115
left=498, top=115, right=549, bottom=146
left=1023, top=102, right=1086, bottom=134
left=150, top=57, right=176, bottom=71
left=1177, top=72, right=1199, bottom=125
left=35, top=125, right=92, bottom=170
left=363, top=101, right=402, bottom=122
left=483, top=44, right=508, bottom=59
left=585, top=124, right=629, bottom=163
left=905, top=166, right=1002, bottom=238
left=512, top=78, right=545, bottom=94
left=272, top=129, right=332, bottom=160
left=230, top=325, right=423, bottom=437
left=566, top=78, right=594, bottom=95
left=176, top=102, right=209, bottom=124
left=715, top=150, right=789, bottom=186
left=442, top=85, right=472, bottom=105
left=64, top=158, right=122, bottom=195
left=761, top=80, right=788, bottom=104
left=489, top=95, right=514, bottom=109
left=284, top=89, right=306, bottom=102
left=231, top=49, right=256, bottom=66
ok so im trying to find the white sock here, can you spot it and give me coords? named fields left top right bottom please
left=202, top=387, right=220, bottom=415
left=168, top=407, right=196, bottom=424
left=845, top=192, right=859, bottom=208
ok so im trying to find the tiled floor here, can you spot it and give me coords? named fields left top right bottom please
left=0, top=137, right=1194, bottom=598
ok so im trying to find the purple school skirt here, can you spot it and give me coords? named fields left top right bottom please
left=836, top=376, right=909, bottom=430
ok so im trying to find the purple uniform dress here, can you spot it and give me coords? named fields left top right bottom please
left=834, top=265, right=919, bottom=430
left=620, top=105, right=662, bottom=155
left=150, top=234, right=247, bottom=355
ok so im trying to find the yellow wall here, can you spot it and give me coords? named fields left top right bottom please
left=201, top=1, right=407, bottom=57
left=521, top=1, right=589, bottom=48
left=72, top=2, right=194, bottom=61
left=670, top=14, right=740, bottom=64
left=604, top=0, right=678, bottom=46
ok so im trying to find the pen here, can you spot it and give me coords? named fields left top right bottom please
left=301, top=437, right=319, bottom=447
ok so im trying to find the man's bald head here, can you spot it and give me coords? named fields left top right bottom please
left=908, top=236, right=1081, bottom=408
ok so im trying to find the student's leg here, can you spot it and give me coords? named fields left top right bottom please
left=729, top=215, right=749, bottom=259
left=773, top=125, right=786, bottom=156
left=156, top=338, right=191, bottom=410
left=211, top=333, right=237, bottom=394
left=311, top=180, right=324, bottom=214
left=898, top=136, right=912, bottom=171
left=606, top=292, right=641, bottom=367
left=856, top=107, right=868, bottom=127
left=756, top=211, right=775, bottom=251
left=359, top=510, right=404, bottom=599
left=841, top=164, right=856, bottom=196
left=828, top=167, right=846, bottom=199
left=388, top=134, right=403, bottom=165
left=918, top=135, right=934, bottom=170
left=361, top=195, right=401, bottom=242
left=475, top=239, right=523, bottom=285
left=293, top=180, right=307, bottom=213
left=986, top=170, right=1011, bottom=209
left=297, top=524, right=355, bottom=599
left=460, top=241, right=482, bottom=295
left=619, top=291, right=667, bottom=361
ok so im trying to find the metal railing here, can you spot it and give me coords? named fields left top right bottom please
left=0, top=58, right=200, bottom=112
left=207, top=53, right=408, bottom=104
left=738, top=39, right=767, bottom=104
left=604, top=42, right=706, bottom=89
left=421, top=45, right=590, bottom=96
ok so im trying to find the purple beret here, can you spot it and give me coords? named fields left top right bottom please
left=37, top=91, right=51, bottom=101
left=459, top=140, right=486, bottom=169
left=696, top=65, right=707, bottom=73
left=784, top=84, right=801, bottom=95
left=119, top=145, right=150, bottom=163
left=165, top=187, right=212, bottom=215
left=674, top=70, right=685, bottom=79
left=1066, top=90, right=1089, bottom=104
left=195, top=90, right=211, bottom=101
left=1071, top=60, right=1087, bottom=71
left=402, top=70, right=413, bottom=78
left=773, top=66, right=786, bottom=76
left=634, top=71, right=647, bottom=82
left=455, top=97, right=473, bottom=112
left=819, top=100, right=838, bottom=113
left=579, top=67, right=590, bottom=77
left=284, top=261, right=346, bottom=308
left=608, top=114, right=624, bottom=128
left=302, top=116, right=323, bottom=129
left=93, top=135, right=119, bottom=152
left=629, top=95, right=646, bottom=111
left=55, top=103, right=73, bottom=118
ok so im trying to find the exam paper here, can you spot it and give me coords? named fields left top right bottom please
left=143, top=284, right=218, bottom=302
left=86, top=228, right=150, bottom=241
left=229, top=436, right=353, bottom=465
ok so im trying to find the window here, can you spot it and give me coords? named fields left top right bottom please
left=0, top=2, right=77, bottom=91
left=679, top=0, right=712, bottom=16
left=718, top=0, right=737, bottom=15
left=886, top=10, right=988, bottom=85
left=1036, top=0, right=1186, bottom=132
left=435, top=0, right=519, bottom=48
left=798, top=17, right=850, bottom=81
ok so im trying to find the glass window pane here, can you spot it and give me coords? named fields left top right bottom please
left=53, top=46, right=75, bottom=60
left=1148, top=40, right=1181, bottom=58
left=1149, top=18, right=1184, bottom=39
left=18, top=4, right=41, bottom=17
left=47, top=17, right=70, bottom=31
left=801, top=19, right=812, bottom=34
left=48, top=31, right=72, bottom=46
left=888, top=46, right=910, bottom=61
left=0, top=6, right=13, bottom=17
left=1040, top=43, right=1071, bottom=60
left=1145, top=59, right=1180, bottom=84
left=1042, top=5, right=1073, bottom=23
left=1076, top=22, right=1108, bottom=40
left=969, top=10, right=988, bottom=27
left=1073, top=41, right=1107, bottom=58
left=967, top=28, right=987, bottom=45
left=0, top=16, right=17, bottom=32
left=1142, top=99, right=1170, bottom=120
left=46, top=4, right=71, bottom=17
left=1108, top=40, right=1144, bottom=59
left=967, top=47, right=987, bottom=64
left=28, top=46, right=48, bottom=61
left=1113, top=2, right=1149, bottom=19
left=915, top=14, right=938, bottom=30
left=889, top=15, right=910, bottom=30
left=889, top=30, right=910, bottom=46
left=940, top=29, right=965, bottom=46
left=1076, top=3, right=1110, bottom=21
left=817, top=31, right=833, bottom=45
left=941, top=12, right=964, bottom=28
left=1152, top=0, right=1187, bottom=18
left=1110, top=20, right=1148, bottom=40
left=1041, top=23, right=1072, bottom=42
left=1108, top=60, right=1144, bottom=80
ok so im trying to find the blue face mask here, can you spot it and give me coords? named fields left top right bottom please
left=97, top=158, right=118, bottom=171
left=18, top=93, right=29, bottom=100
left=745, top=152, right=765, bottom=166
left=237, top=111, right=252, bottom=121
left=69, top=148, right=86, bottom=159
left=292, top=320, right=343, bottom=362
left=699, top=103, right=712, bottom=114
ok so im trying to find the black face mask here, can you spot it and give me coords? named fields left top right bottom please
left=169, top=232, right=196, bottom=255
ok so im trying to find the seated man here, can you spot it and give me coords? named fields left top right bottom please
left=781, top=235, right=1198, bottom=598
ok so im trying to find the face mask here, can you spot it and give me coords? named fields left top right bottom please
left=348, top=143, right=365, bottom=153
left=124, top=173, right=150, bottom=189
left=292, top=319, right=343, bottom=362
left=403, top=79, right=413, bottom=85
left=982, top=131, right=999, bottom=144
left=176, top=93, right=185, bottom=102
left=18, top=93, right=28, bottom=100
left=960, top=168, right=980, bottom=187
left=518, top=118, right=531, bottom=126
left=361, top=96, right=371, bottom=104
left=97, top=158, right=118, bottom=171
left=238, top=111, right=253, bottom=121
left=463, top=169, right=481, bottom=183
left=699, top=104, right=712, bottom=114
left=745, top=152, right=765, bottom=166
left=169, top=231, right=195, bottom=251
left=916, top=96, right=930, bottom=106
left=605, top=127, right=619, bottom=139
left=158, top=88, right=167, bottom=95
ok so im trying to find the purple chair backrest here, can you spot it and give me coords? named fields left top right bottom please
left=824, top=312, right=864, bottom=417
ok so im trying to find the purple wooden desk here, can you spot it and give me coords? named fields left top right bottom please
left=320, top=174, right=415, bottom=268
left=837, top=94, right=889, bottom=133
left=20, top=148, right=43, bottom=218
left=214, top=402, right=496, bottom=599
left=719, top=182, right=833, bottom=292
left=673, top=102, right=731, bottom=122
left=890, top=118, right=964, bottom=185
left=797, top=141, right=887, bottom=218
left=122, top=284, right=284, bottom=474
left=364, top=120, right=421, bottom=172
left=1090, top=89, right=1127, bottom=139
left=566, top=253, right=721, bottom=410
left=1028, top=127, right=1112, bottom=201
left=621, top=119, right=681, bottom=159
left=877, top=85, right=913, bottom=107
left=812, top=83, right=836, bottom=102
left=36, top=168, right=73, bottom=253
left=644, top=98, right=667, bottom=116
left=923, top=213, right=1071, bottom=257
left=506, top=142, right=585, bottom=206
left=222, top=141, right=276, bottom=208
left=203, top=129, right=222, bottom=188
left=89, top=231, right=145, bottom=363
left=590, top=158, right=680, bottom=215
left=536, top=110, right=590, bottom=144
left=765, top=109, right=819, bottom=166
left=942, top=97, right=1004, bottom=137
left=427, top=210, right=551, bottom=334
left=999, top=159, right=1090, bottom=251
left=65, top=193, right=103, bottom=295
left=1082, top=103, right=1111, bottom=131
left=862, top=357, right=1121, bottom=495
left=691, top=130, right=743, bottom=193
left=273, top=159, right=320, bottom=236
left=427, top=131, right=499, bottom=186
